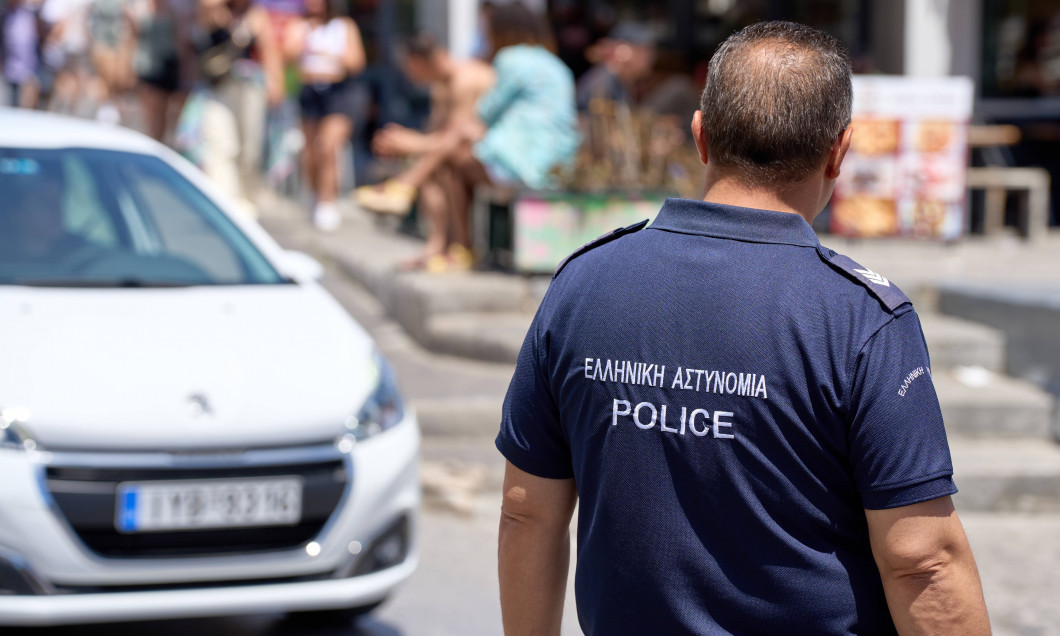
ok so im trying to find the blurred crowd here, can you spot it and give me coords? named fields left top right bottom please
left=1, top=0, right=705, bottom=271
left=0, top=0, right=313, bottom=219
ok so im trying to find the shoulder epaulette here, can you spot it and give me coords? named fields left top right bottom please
left=816, top=244, right=911, bottom=312
left=553, top=219, right=649, bottom=279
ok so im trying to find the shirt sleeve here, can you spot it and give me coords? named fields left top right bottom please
left=847, top=309, right=957, bottom=510
left=495, top=294, right=574, bottom=479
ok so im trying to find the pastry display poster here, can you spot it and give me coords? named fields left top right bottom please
left=831, top=76, right=974, bottom=240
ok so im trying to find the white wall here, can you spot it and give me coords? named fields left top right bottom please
left=447, top=0, right=480, bottom=59
left=903, top=0, right=981, bottom=79
left=419, top=0, right=549, bottom=60
left=904, top=0, right=953, bottom=76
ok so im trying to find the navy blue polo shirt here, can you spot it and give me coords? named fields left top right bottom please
left=496, top=198, right=957, bottom=635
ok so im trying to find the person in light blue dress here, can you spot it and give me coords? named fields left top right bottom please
left=473, top=37, right=580, bottom=190
left=355, top=2, right=580, bottom=271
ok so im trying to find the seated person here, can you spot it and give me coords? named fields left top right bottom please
left=575, top=22, right=655, bottom=113
left=356, top=2, right=580, bottom=272
left=356, top=31, right=495, bottom=269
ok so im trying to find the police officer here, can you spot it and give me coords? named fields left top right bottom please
left=496, top=21, right=989, bottom=636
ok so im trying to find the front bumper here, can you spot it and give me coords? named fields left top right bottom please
left=0, top=556, right=417, bottom=626
left=0, top=414, right=420, bottom=626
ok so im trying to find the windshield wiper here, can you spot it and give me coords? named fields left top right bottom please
left=7, top=278, right=196, bottom=288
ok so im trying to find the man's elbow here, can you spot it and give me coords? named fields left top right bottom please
left=499, top=505, right=537, bottom=534
left=878, top=538, right=964, bottom=583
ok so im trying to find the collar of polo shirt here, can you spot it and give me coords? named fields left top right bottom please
left=649, top=198, right=821, bottom=248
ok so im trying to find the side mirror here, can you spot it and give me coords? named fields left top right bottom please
left=282, top=250, right=324, bottom=283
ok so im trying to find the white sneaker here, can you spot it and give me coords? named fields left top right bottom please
left=96, top=103, right=120, bottom=125
left=313, top=202, right=341, bottom=232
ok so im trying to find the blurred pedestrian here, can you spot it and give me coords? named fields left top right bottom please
left=575, top=22, right=655, bottom=112
left=195, top=0, right=284, bottom=216
left=355, top=31, right=495, bottom=269
left=1, top=0, right=42, bottom=108
left=130, top=0, right=184, bottom=141
left=88, top=0, right=134, bottom=122
left=284, top=0, right=365, bottom=231
left=355, top=2, right=579, bottom=270
left=38, top=0, right=91, bottom=115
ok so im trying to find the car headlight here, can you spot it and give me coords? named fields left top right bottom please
left=0, top=408, right=38, bottom=452
left=344, top=352, right=405, bottom=441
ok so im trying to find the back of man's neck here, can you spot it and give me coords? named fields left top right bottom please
left=702, top=175, right=821, bottom=226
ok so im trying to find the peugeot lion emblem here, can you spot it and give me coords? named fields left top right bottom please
left=186, top=394, right=213, bottom=418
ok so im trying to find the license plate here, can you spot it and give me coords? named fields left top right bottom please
left=115, top=477, right=302, bottom=533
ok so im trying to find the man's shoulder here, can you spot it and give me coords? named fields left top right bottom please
left=550, top=223, right=911, bottom=314
left=454, top=59, right=496, bottom=89
left=553, top=220, right=649, bottom=280
left=813, top=244, right=912, bottom=314
left=456, top=58, right=494, bottom=74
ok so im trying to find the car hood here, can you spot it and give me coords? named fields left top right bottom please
left=0, top=284, right=375, bottom=451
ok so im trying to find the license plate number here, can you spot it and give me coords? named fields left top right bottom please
left=115, top=477, right=302, bottom=533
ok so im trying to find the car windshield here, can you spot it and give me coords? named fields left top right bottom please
left=0, top=147, right=286, bottom=287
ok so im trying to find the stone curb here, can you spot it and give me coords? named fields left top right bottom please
left=336, top=252, right=536, bottom=364
left=939, top=283, right=1060, bottom=399
left=951, top=439, right=1060, bottom=513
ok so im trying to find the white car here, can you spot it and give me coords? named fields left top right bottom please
left=0, top=109, right=419, bottom=626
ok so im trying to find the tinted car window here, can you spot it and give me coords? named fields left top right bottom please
left=0, top=148, right=285, bottom=286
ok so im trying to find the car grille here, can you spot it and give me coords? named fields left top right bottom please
left=43, top=447, right=348, bottom=559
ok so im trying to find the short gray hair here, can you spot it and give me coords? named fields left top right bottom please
left=699, top=21, right=852, bottom=185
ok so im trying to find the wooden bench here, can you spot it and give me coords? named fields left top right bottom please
left=966, top=167, right=1051, bottom=241
left=967, top=125, right=1052, bottom=241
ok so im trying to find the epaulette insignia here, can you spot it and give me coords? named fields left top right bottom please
left=816, top=244, right=911, bottom=312
left=553, top=219, right=649, bottom=279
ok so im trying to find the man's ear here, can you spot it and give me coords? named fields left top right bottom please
left=691, top=110, right=709, bottom=165
left=825, top=126, right=853, bottom=180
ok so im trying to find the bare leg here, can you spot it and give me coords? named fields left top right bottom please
left=18, top=78, right=40, bottom=109
left=447, top=143, right=492, bottom=249
left=418, top=171, right=451, bottom=258
left=165, top=91, right=189, bottom=146
left=315, top=113, right=352, bottom=203
left=301, top=118, right=320, bottom=198
left=50, top=70, right=74, bottom=113
left=440, top=165, right=471, bottom=250
left=395, top=127, right=464, bottom=189
left=139, top=84, right=168, bottom=141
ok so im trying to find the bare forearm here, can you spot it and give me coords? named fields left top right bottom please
left=498, top=514, right=570, bottom=636
left=260, top=42, right=284, bottom=100
left=415, top=130, right=458, bottom=154
left=883, top=554, right=990, bottom=635
left=343, top=20, right=365, bottom=75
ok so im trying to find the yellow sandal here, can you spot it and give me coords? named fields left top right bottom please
left=354, top=179, right=417, bottom=216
